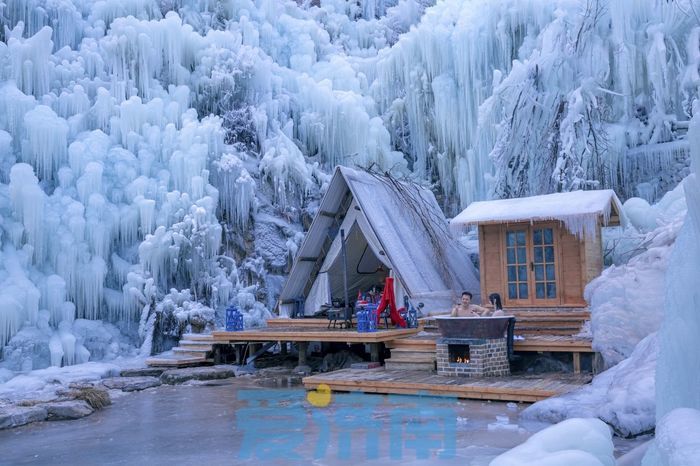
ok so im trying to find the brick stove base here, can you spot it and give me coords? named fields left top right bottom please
left=436, top=338, right=510, bottom=377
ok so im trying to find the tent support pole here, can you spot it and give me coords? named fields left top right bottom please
left=341, top=229, right=351, bottom=328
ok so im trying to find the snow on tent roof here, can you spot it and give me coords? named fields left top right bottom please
left=279, top=166, right=480, bottom=312
left=450, top=190, right=625, bottom=239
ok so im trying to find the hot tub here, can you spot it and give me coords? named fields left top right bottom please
left=434, top=316, right=515, bottom=339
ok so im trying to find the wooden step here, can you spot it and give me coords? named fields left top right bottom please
left=181, top=333, right=215, bottom=342
left=387, top=351, right=436, bottom=364
left=515, top=328, right=583, bottom=336
left=385, top=339, right=437, bottom=350
left=389, top=347, right=436, bottom=355
left=384, top=360, right=435, bottom=371
left=172, top=347, right=211, bottom=357
left=178, top=340, right=215, bottom=350
left=145, top=355, right=213, bottom=368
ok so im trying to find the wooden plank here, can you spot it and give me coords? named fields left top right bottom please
left=212, top=327, right=420, bottom=343
left=267, top=318, right=329, bottom=328
left=303, top=369, right=590, bottom=403
left=573, top=352, right=581, bottom=373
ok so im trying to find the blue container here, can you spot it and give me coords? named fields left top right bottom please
left=225, top=305, right=244, bottom=331
left=356, top=308, right=368, bottom=333
left=366, top=304, right=378, bottom=332
left=406, top=307, right=418, bottom=328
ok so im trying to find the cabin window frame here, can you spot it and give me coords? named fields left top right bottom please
left=500, top=222, right=562, bottom=307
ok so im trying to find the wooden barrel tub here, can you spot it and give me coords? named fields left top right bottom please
left=434, top=316, right=515, bottom=339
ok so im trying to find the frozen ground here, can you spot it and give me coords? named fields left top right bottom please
left=0, top=379, right=645, bottom=465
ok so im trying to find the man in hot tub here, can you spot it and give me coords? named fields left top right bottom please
left=451, top=291, right=504, bottom=317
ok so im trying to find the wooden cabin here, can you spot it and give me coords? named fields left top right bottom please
left=451, top=190, right=624, bottom=309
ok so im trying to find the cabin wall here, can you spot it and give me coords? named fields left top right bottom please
left=558, top=226, right=586, bottom=307
left=479, top=224, right=505, bottom=304
left=478, top=221, right=596, bottom=308
left=583, top=225, right=604, bottom=285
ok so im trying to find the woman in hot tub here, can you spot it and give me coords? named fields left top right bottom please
left=450, top=291, right=504, bottom=317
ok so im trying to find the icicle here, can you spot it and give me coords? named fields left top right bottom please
left=22, top=105, right=69, bottom=181
left=49, top=333, right=64, bottom=367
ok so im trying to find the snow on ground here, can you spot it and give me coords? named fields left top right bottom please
left=522, top=333, right=657, bottom=438
left=489, top=418, right=615, bottom=466
left=0, top=361, right=122, bottom=403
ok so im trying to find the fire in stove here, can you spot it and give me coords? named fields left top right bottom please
left=448, top=344, right=470, bottom=364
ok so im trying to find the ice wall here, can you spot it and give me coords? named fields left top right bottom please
left=372, top=0, right=697, bottom=210
left=642, top=100, right=700, bottom=465
left=2, top=0, right=700, bottom=371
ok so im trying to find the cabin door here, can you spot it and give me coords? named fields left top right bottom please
left=504, top=224, right=560, bottom=306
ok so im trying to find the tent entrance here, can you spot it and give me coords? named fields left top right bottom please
left=325, top=221, right=390, bottom=303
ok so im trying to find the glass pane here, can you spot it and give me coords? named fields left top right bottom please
left=544, top=228, right=554, bottom=244
left=518, top=265, right=528, bottom=280
left=506, top=248, right=515, bottom=264
left=536, top=283, right=545, bottom=299
left=508, top=283, right=517, bottom=299
left=535, top=264, right=544, bottom=281
left=518, top=283, right=528, bottom=299
left=506, top=232, right=516, bottom=247
left=517, top=247, right=527, bottom=263
left=546, top=283, right=557, bottom=298
left=534, top=247, right=543, bottom=263
left=517, top=231, right=526, bottom=246
left=546, top=264, right=556, bottom=280
left=533, top=229, right=542, bottom=245
left=545, top=246, right=555, bottom=262
left=508, top=266, right=516, bottom=281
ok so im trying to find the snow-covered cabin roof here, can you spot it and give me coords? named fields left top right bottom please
left=279, top=166, right=480, bottom=312
left=451, top=190, right=625, bottom=239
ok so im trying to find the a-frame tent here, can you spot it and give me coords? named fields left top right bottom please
left=278, top=166, right=480, bottom=317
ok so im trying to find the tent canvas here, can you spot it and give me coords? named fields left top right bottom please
left=279, top=167, right=480, bottom=316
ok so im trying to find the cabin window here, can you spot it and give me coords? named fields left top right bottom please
left=504, top=225, right=559, bottom=304
left=505, top=230, right=528, bottom=300
left=532, top=227, right=557, bottom=299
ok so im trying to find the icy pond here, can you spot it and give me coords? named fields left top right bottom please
left=1, top=377, right=645, bottom=465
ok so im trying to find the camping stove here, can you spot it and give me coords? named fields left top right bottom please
left=436, top=337, right=510, bottom=378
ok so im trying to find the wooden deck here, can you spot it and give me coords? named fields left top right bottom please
left=303, top=369, right=592, bottom=403
left=212, top=326, right=421, bottom=343
left=385, top=332, right=593, bottom=353
left=266, top=318, right=330, bottom=328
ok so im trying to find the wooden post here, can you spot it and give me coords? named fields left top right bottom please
left=235, top=345, right=242, bottom=365
left=280, top=341, right=287, bottom=355
left=370, top=343, right=380, bottom=363
left=298, top=342, right=308, bottom=366
left=572, top=352, right=581, bottom=374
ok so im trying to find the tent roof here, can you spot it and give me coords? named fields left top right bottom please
left=450, top=190, right=625, bottom=238
left=279, top=166, right=479, bottom=309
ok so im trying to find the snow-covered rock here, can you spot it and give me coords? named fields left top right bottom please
left=0, top=405, right=48, bottom=430
left=489, top=418, right=615, bottom=466
left=102, top=376, right=161, bottom=392
left=159, top=365, right=235, bottom=384
left=43, top=400, right=94, bottom=420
